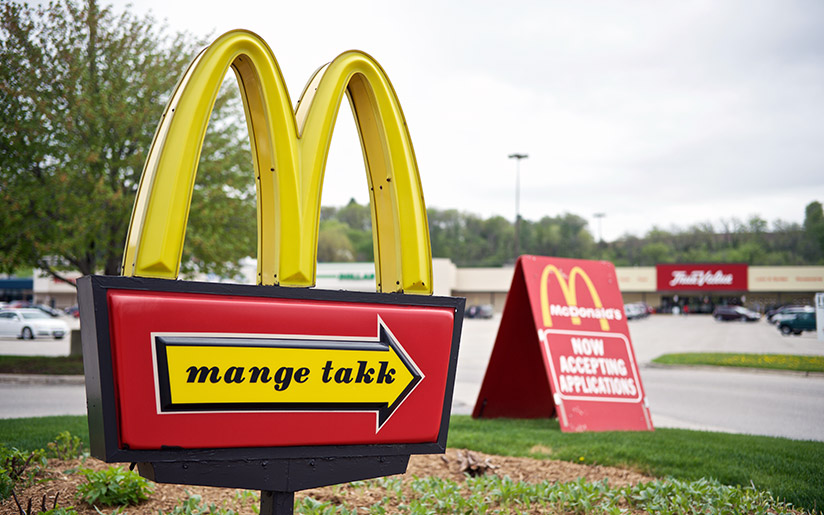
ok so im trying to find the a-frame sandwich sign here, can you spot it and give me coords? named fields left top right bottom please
left=473, top=255, right=653, bottom=432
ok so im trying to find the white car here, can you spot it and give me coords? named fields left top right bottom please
left=0, top=308, right=69, bottom=340
left=624, top=302, right=649, bottom=320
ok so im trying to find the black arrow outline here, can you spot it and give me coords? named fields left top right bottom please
left=153, top=316, right=423, bottom=430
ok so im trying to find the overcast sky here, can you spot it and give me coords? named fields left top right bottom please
left=107, top=0, right=824, bottom=241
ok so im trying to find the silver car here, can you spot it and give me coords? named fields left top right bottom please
left=0, top=308, right=69, bottom=339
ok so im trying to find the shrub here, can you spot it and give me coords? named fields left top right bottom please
left=9, top=491, right=75, bottom=515
left=75, top=466, right=153, bottom=507
left=45, top=432, right=83, bottom=461
left=0, top=446, right=46, bottom=500
left=40, top=509, right=77, bottom=515
left=159, top=493, right=238, bottom=515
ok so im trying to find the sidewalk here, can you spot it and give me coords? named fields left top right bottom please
left=0, top=373, right=85, bottom=385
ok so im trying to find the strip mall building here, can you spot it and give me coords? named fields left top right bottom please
left=18, top=260, right=824, bottom=314
left=453, top=262, right=824, bottom=314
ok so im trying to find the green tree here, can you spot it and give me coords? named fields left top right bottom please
left=317, top=220, right=355, bottom=262
left=802, top=201, right=824, bottom=263
left=336, top=198, right=372, bottom=232
left=319, top=201, right=819, bottom=268
left=639, top=241, right=674, bottom=265
left=0, top=0, right=255, bottom=283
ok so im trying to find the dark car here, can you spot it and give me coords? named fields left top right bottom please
left=712, top=305, right=760, bottom=322
left=34, top=303, right=63, bottom=317
left=777, top=312, right=816, bottom=336
left=768, top=305, right=814, bottom=325
left=465, top=304, right=494, bottom=319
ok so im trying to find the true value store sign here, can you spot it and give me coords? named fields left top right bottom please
left=657, top=263, right=748, bottom=291
left=78, top=30, right=463, bottom=515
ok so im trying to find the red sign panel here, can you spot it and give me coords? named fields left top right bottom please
left=539, top=330, right=642, bottom=404
left=473, top=255, right=652, bottom=432
left=78, top=276, right=463, bottom=461
left=656, top=263, right=748, bottom=291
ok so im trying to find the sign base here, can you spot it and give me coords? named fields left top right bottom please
left=136, top=454, right=409, bottom=492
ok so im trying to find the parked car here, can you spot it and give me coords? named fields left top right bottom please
left=777, top=312, right=816, bottom=336
left=624, top=303, right=649, bottom=320
left=712, top=305, right=760, bottom=322
left=64, top=305, right=80, bottom=318
left=34, top=303, right=63, bottom=317
left=768, top=305, right=814, bottom=325
left=0, top=308, right=69, bottom=339
left=465, top=304, right=494, bottom=319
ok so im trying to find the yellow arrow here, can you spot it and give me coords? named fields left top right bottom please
left=154, top=317, right=422, bottom=429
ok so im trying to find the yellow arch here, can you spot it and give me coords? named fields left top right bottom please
left=540, top=265, right=610, bottom=331
left=122, top=30, right=431, bottom=294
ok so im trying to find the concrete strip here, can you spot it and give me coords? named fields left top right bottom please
left=643, top=362, right=824, bottom=378
left=0, top=373, right=85, bottom=385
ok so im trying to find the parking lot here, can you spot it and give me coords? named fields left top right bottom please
left=453, top=313, right=824, bottom=441
left=0, top=316, right=80, bottom=357
left=1, top=314, right=823, bottom=441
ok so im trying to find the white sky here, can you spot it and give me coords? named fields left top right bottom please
left=106, top=0, right=824, bottom=241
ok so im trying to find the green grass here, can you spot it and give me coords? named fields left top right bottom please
left=0, top=355, right=84, bottom=375
left=652, top=352, right=824, bottom=373
left=447, top=416, right=823, bottom=512
left=300, top=475, right=801, bottom=515
left=1, top=415, right=821, bottom=513
left=0, top=416, right=89, bottom=452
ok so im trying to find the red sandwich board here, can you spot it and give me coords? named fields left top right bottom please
left=473, top=255, right=653, bottom=432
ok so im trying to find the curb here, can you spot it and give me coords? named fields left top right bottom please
left=643, top=362, right=824, bottom=378
left=0, top=373, right=85, bottom=385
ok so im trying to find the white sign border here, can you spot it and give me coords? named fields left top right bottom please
left=538, top=328, right=643, bottom=403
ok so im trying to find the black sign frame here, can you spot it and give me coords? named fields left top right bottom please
left=78, top=274, right=464, bottom=491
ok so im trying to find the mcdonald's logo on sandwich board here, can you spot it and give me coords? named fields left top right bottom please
left=473, top=255, right=652, bottom=433
left=77, top=30, right=464, bottom=491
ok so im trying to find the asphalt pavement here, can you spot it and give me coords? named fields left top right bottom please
left=451, top=313, right=824, bottom=441
left=1, top=314, right=823, bottom=442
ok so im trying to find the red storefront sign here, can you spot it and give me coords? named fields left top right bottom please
left=473, top=256, right=652, bottom=432
left=657, top=263, right=748, bottom=291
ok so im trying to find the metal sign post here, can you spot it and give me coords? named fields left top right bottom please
left=815, top=293, right=824, bottom=342
left=78, top=29, right=463, bottom=515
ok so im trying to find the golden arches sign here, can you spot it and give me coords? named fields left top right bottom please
left=122, top=30, right=431, bottom=294
left=539, top=265, right=610, bottom=331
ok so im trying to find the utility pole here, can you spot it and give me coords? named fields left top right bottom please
left=508, top=153, right=528, bottom=262
left=593, top=212, right=606, bottom=243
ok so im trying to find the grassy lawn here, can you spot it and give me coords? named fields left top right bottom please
left=448, top=416, right=824, bottom=512
left=0, top=355, right=84, bottom=375
left=652, top=352, right=824, bottom=373
left=1, top=415, right=821, bottom=512
left=0, top=415, right=89, bottom=451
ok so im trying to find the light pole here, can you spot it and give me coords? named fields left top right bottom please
left=508, top=153, right=528, bottom=261
left=593, top=212, right=606, bottom=243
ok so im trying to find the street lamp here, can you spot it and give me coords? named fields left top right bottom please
left=508, top=153, right=528, bottom=261
left=593, top=212, right=606, bottom=243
